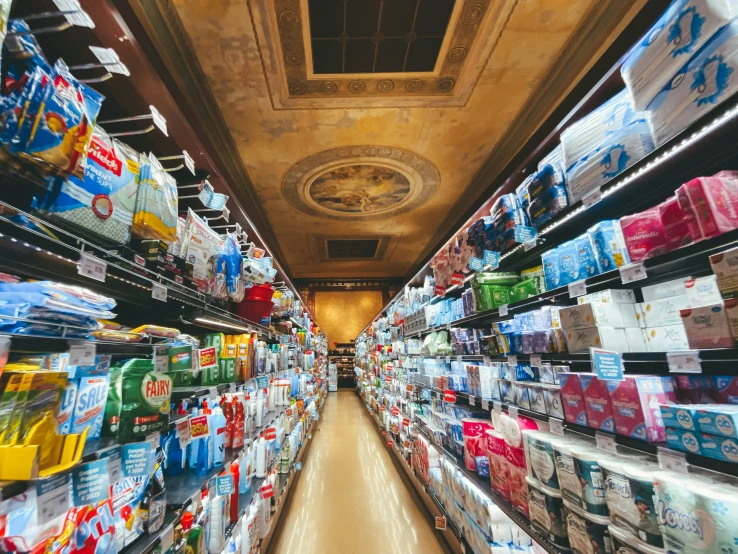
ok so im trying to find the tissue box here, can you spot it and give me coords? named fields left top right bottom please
left=677, top=172, right=738, bottom=238
left=528, top=384, right=547, bottom=414
left=684, top=275, right=723, bottom=306
left=660, top=403, right=702, bottom=431
left=588, top=220, right=630, bottom=272
left=665, top=427, right=704, bottom=455
left=647, top=21, right=738, bottom=145
left=641, top=278, right=687, bottom=301
left=605, top=376, right=676, bottom=442
left=625, top=327, right=648, bottom=352
left=680, top=302, right=735, bottom=348
left=579, top=373, right=616, bottom=432
left=696, top=405, right=738, bottom=437
left=700, top=433, right=738, bottom=462
left=710, top=245, right=738, bottom=297
left=512, top=382, right=531, bottom=410
left=543, top=385, right=565, bottom=419
left=658, top=196, right=702, bottom=252
left=713, top=376, right=738, bottom=404
left=559, top=302, right=638, bottom=330
left=620, top=209, right=669, bottom=262
left=559, top=373, right=589, bottom=426
left=641, top=295, right=690, bottom=327
left=644, top=324, right=690, bottom=351
left=564, top=327, right=631, bottom=353
left=578, top=289, right=636, bottom=305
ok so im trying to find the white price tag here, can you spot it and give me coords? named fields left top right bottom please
left=445, top=356, right=451, bottom=364
left=435, top=392, right=441, bottom=401
left=657, top=447, right=690, bottom=474
left=456, top=356, right=463, bottom=362
left=69, top=342, right=96, bottom=366
left=582, top=187, right=602, bottom=209
left=107, top=456, right=123, bottom=485
left=530, top=354, right=542, bottom=368
left=568, top=280, right=587, bottom=298
left=468, top=395, right=476, bottom=406
left=150, top=105, right=169, bottom=136
left=160, top=524, right=175, bottom=554
left=499, top=305, right=509, bottom=317
left=483, top=356, right=490, bottom=365
left=37, top=475, right=72, bottom=522
left=619, top=262, right=647, bottom=284
left=78, top=253, right=107, bottom=282
left=524, top=242, right=536, bottom=252
left=88, top=46, right=130, bottom=76
left=154, top=349, right=169, bottom=373
left=667, top=351, right=702, bottom=373
left=595, top=431, right=618, bottom=453
left=176, top=418, right=192, bottom=447
left=507, top=355, right=518, bottom=368
left=222, top=206, right=230, bottom=222
left=481, top=399, right=489, bottom=410
left=152, top=282, right=167, bottom=302
left=549, top=418, right=565, bottom=436
left=508, top=405, right=519, bottom=419
left=52, top=0, right=94, bottom=27
left=183, top=150, right=196, bottom=175
left=493, top=401, right=502, bottom=414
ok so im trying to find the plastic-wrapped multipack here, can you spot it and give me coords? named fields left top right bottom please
left=561, top=90, right=641, bottom=172
left=647, top=19, right=738, bottom=146
left=180, top=209, right=225, bottom=294
left=40, top=127, right=138, bottom=245
left=622, top=0, right=738, bottom=111
left=677, top=170, right=738, bottom=238
left=132, top=153, right=178, bottom=242
left=566, top=120, right=655, bottom=203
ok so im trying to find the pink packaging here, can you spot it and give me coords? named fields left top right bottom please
left=505, top=442, right=529, bottom=518
left=486, top=429, right=510, bottom=500
left=620, top=209, right=669, bottom=262
left=658, top=196, right=702, bottom=251
left=605, top=376, right=677, bottom=442
left=559, top=373, right=589, bottom=426
left=675, top=375, right=716, bottom=404
left=578, top=373, right=615, bottom=432
left=677, top=171, right=738, bottom=239
left=463, top=419, right=493, bottom=471
left=712, top=376, right=738, bottom=404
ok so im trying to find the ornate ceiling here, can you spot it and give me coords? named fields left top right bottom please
left=158, top=0, right=645, bottom=279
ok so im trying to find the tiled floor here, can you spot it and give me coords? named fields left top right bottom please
left=267, top=390, right=446, bottom=554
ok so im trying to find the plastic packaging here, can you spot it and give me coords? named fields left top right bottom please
left=133, top=154, right=178, bottom=242
left=180, top=209, right=226, bottom=295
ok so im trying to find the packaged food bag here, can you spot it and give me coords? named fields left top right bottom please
left=133, top=153, right=178, bottom=242
left=180, top=209, right=225, bottom=294
left=224, top=233, right=245, bottom=302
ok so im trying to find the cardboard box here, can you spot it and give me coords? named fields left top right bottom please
left=660, top=403, right=702, bottom=432
left=558, top=373, right=588, bottom=426
left=605, top=376, right=676, bottom=442
left=564, top=327, right=630, bottom=353
left=665, top=427, right=703, bottom=455
left=695, top=406, right=738, bottom=438
left=700, top=433, right=738, bottom=463
left=579, top=373, right=615, bottom=432
left=577, top=289, right=636, bottom=305
left=709, top=245, right=738, bottom=297
left=641, top=278, right=688, bottom=301
left=625, top=327, right=647, bottom=352
left=559, top=303, right=638, bottom=330
left=723, top=297, right=738, bottom=341
left=713, top=376, right=738, bottom=405
left=641, top=295, right=690, bottom=328
left=680, top=303, right=735, bottom=349
left=684, top=276, right=723, bottom=307
left=644, top=324, right=690, bottom=352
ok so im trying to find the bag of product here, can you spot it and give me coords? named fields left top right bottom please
left=224, top=233, right=245, bottom=302
left=133, top=154, right=178, bottom=242
left=180, top=209, right=225, bottom=294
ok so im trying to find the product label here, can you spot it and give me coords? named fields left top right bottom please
left=443, top=390, right=456, bottom=403
left=265, top=427, right=277, bottom=441
left=434, top=285, right=446, bottom=297
left=468, top=257, right=484, bottom=272
left=435, top=517, right=447, bottom=530
left=260, top=483, right=274, bottom=499
left=140, top=372, right=172, bottom=410
left=199, top=347, right=218, bottom=369
left=484, top=250, right=500, bottom=269
left=391, top=406, right=399, bottom=416
left=450, top=273, right=464, bottom=286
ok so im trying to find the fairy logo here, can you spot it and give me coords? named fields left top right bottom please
left=89, top=135, right=122, bottom=177
left=141, top=372, right=171, bottom=411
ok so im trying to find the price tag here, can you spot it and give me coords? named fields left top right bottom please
left=153, top=348, right=169, bottom=372
left=36, top=474, right=72, bottom=522
left=190, top=415, right=210, bottom=438
left=435, top=517, right=447, bottom=530
left=595, top=431, right=618, bottom=453
left=468, top=395, right=476, bottom=406
left=160, top=525, right=175, bottom=554
left=183, top=150, right=196, bottom=175
left=456, top=356, right=463, bottom=363
left=582, top=187, right=602, bottom=208
left=549, top=418, right=565, bottom=436
left=265, top=427, right=277, bottom=441
left=52, top=0, right=94, bottom=27
left=150, top=105, right=169, bottom=136
left=568, top=280, right=587, bottom=298
left=434, top=285, right=446, bottom=297
left=657, top=447, right=690, bottom=474
left=381, top=430, right=388, bottom=437
left=69, top=342, right=96, bottom=366
left=619, top=262, right=647, bottom=284
left=530, top=354, right=542, bottom=368
left=387, top=440, right=394, bottom=447
left=508, top=405, right=519, bottom=419
left=88, top=46, right=130, bottom=76
left=198, top=180, right=214, bottom=206
left=451, top=273, right=464, bottom=286
left=484, top=250, right=500, bottom=270
left=402, top=417, right=410, bottom=427
left=101, top=449, right=123, bottom=485
left=499, top=305, right=509, bottom=317
left=514, top=225, right=537, bottom=244
left=493, top=401, right=502, bottom=414
left=152, top=282, right=167, bottom=302
left=295, top=462, right=302, bottom=471
left=481, top=399, right=489, bottom=410
left=78, top=253, right=107, bottom=282
left=507, top=355, right=518, bottom=368
left=483, top=356, right=490, bottom=365
left=445, top=356, right=451, bottom=364
left=667, top=351, right=702, bottom=373
left=176, top=418, right=192, bottom=447
left=260, top=483, right=275, bottom=499
left=443, top=390, right=457, bottom=403
left=468, top=257, right=484, bottom=272
left=391, top=406, right=399, bottom=416
left=222, top=206, right=230, bottom=222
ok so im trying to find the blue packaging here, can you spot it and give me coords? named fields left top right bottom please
left=57, top=380, right=78, bottom=435
left=500, top=380, right=514, bottom=404
left=665, top=427, right=703, bottom=455
left=575, top=234, right=600, bottom=280
left=557, top=240, right=580, bottom=285
left=696, top=406, right=738, bottom=438
left=514, top=364, right=537, bottom=381
left=528, top=165, right=566, bottom=201
left=541, top=249, right=562, bottom=290
left=475, top=456, right=490, bottom=478
left=493, top=227, right=518, bottom=252
left=71, top=375, right=111, bottom=439
left=67, top=354, right=113, bottom=379
left=700, top=433, right=738, bottom=462
left=514, top=312, right=536, bottom=331
left=494, top=208, right=529, bottom=234
left=527, top=185, right=568, bottom=227
left=516, top=175, right=534, bottom=209
left=490, top=193, right=521, bottom=218
left=588, top=220, right=630, bottom=272
left=660, top=403, right=701, bottom=431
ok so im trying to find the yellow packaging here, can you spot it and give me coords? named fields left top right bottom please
left=132, top=153, right=178, bottom=242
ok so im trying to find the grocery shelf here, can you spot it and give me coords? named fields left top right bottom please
left=0, top=333, right=171, bottom=356
left=119, top=511, right=179, bottom=554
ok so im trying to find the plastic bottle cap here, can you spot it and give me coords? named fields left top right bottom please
left=181, top=511, right=194, bottom=531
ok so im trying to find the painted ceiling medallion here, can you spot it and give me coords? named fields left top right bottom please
left=282, top=146, right=440, bottom=221
left=376, top=80, right=394, bottom=93
left=321, top=81, right=337, bottom=94
left=348, top=80, right=365, bottom=93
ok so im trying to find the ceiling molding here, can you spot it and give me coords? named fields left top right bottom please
left=121, top=0, right=291, bottom=275
left=307, top=233, right=401, bottom=263
left=408, top=0, right=647, bottom=278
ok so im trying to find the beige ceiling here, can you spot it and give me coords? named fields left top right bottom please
left=166, top=0, right=644, bottom=279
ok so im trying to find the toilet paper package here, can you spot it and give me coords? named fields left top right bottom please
left=561, top=89, right=640, bottom=171
left=659, top=196, right=703, bottom=252
left=559, top=373, right=589, bottom=426
left=564, top=500, right=613, bottom=554
left=579, top=373, right=616, bottom=432
left=463, top=419, right=493, bottom=471
left=486, top=429, right=511, bottom=500
left=605, top=376, right=677, bottom=442
left=654, top=470, right=738, bottom=554
left=620, top=209, right=669, bottom=262
left=600, top=458, right=664, bottom=547
left=526, top=477, right=569, bottom=548
left=677, top=172, right=738, bottom=239
left=588, top=220, right=630, bottom=272
left=647, top=20, right=738, bottom=146
left=680, top=302, right=735, bottom=348
left=528, top=164, right=566, bottom=201
left=523, top=431, right=563, bottom=491
left=516, top=175, right=535, bottom=209
left=621, top=0, right=738, bottom=111
left=566, top=120, right=655, bottom=203
left=527, top=185, right=569, bottom=228
left=570, top=446, right=610, bottom=516
left=609, top=525, right=666, bottom=554
left=539, top=144, right=566, bottom=173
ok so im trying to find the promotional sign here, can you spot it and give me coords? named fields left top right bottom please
left=72, top=459, right=110, bottom=507
left=591, top=348, right=624, bottom=381
left=190, top=415, right=210, bottom=438
left=265, top=427, right=277, bottom=441
left=198, top=347, right=217, bottom=369
left=514, top=225, right=538, bottom=244
left=122, top=442, right=151, bottom=478
left=444, top=390, right=456, bottom=403
left=468, top=257, right=484, bottom=272
left=216, top=475, right=234, bottom=496
left=484, top=250, right=500, bottom=269
left=435, top=517, right=447, bottom=530
left=402, top=417, right=410, bottom=427
left=434, top=285, right=446, bottom=297
left=260, top=483, right=274, bottom=499
left=391, top=406, right=399, bottom=416
left=450, top=273, right=464, bottom=286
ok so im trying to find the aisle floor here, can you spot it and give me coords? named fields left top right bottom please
left=268, top=390, right=447, bottom=554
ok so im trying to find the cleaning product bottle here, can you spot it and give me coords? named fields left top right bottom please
left=240, top=445, right=252, bottom=493
left=230, top=459, right=240, bottom=524
left=167, top=430, right=184, bottom=477
left=188, top=404, right=202, bottom=469
left=223, top=394, right=234, bottom=449
left=197, top=495, right=209, bottom=554
left=208, top=494, right=226, bottom=554
left=173, top=524, right=187, bottom=554
left=232, top=396, right=245, bottom=449
left=210, top=406, right=226, bottom=467
left=255, top=432, right=266, bottom=478
left=255, top=390, right=264, bottom=428
left=256, top=342, right=267, bottom=375
left=258, top=486, right=270, bottom=539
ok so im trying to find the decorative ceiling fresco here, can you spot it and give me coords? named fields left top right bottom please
left=160, top=0, right=645, bottom=279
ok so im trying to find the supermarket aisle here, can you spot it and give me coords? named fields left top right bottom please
left=268, top=391, right=446, bottom=554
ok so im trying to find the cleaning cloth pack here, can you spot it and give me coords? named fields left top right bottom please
left=133, top=154, right=178, bottom=242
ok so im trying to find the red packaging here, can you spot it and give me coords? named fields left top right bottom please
left=463, top=419, right=493, bottom=471
left=578, top=374, right=615, bottom=432
left=70, top=500, right=116, bottom=554
left=505, top=442, right=529, bottom=518
left=619, top=209, right=669, bottom=262
left=677, top=171, right=738, bottom=238
left=658, top=196, right=702, bottom=251
left=605, top=376, right=677, bottom=442
left=559, top=373, right=589, bottom=426
left=485, top=429, right=510, bottom=500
